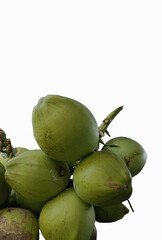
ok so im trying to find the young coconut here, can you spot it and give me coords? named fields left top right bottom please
left=73, top=151, right=132, bottom=207
left=94, top=202, right=129, bottom=223
left=0, top=162, right=11, bottom=208
left=5, top=149, right=71, bottom=201
left=0, top=207, right=39, bottom=240
left=32, top=95, right=99, bottom=166
left=39, top=188, right=95, bottom=240
left=102, top=136, right=147, bottom=177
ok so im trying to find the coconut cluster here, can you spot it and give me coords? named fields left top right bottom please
left=0, top=95, right=147, bottom=240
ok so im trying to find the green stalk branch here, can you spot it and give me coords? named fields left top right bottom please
left=98, top=106, right=123, bottom=143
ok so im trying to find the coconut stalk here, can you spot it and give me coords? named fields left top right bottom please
left=98, top=106, right=123, bottom=145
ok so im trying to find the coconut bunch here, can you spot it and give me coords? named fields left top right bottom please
left=0, top=95, right=147, bottom=240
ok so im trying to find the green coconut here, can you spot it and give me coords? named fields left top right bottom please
left=5, top=149, right=70, bottom=201
left=0, top=207, right=39, bottom=240
left=39, top=188, right=95, bottom=240
left=102, top=136, right=147, bottom=177
left=73, top=151, right=132, bottom=206
left=95, top=202, right=129, bottom=222
left=0, top=162, right=11, bottom=208
left=32, top=95, right=99, bottom=166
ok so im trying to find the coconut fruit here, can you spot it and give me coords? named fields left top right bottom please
left=32, top=95, right=99, bottom=166
left=95, top=202, right=129, bottom=222
left=5, top=149, right=70, bottom=201
left=0, top=207, right=39, bottom=240
left=39, top=188, right=95, bottom=240
left=102, top=136, right=147, bottom=177
left=0, top=162, right=11, bottom=208
left=73, top=151, right=132, bottom=206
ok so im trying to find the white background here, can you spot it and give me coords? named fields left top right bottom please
left=0, top=1, right=162, bottom=239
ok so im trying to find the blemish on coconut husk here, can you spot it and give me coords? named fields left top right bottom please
left=104, top=177, right=121, bottom=189
left=0, top=231, right=33, bottom=240
left=0, top=217, right=7, bottom=223
left=56, top=166, right=65, bottom=177
left=124, top=156, right=131, bottom=167
left=0, top=215, right=33, bottom=240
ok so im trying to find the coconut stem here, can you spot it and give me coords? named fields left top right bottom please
left=127, top=199, right=134, bottom=212
left=0, top=129, right=15, bottom=158
left=98, top=106, right=123, bottom=142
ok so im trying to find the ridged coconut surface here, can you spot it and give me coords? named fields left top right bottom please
left=103, top=136, right=147, bottom=177
left=73, top=151, right=132, bottom=206
left=5, top=149, right=70, bottom=201
left=39, top=188, right=95, bottom=240
left=32, top=95, right=99, bottom=166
